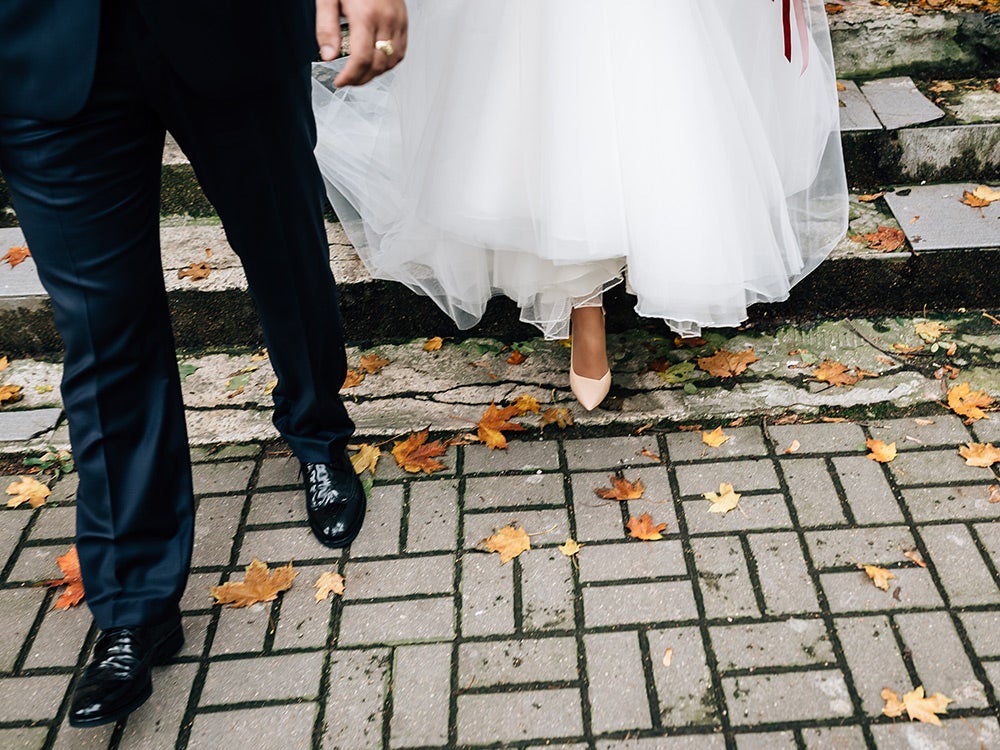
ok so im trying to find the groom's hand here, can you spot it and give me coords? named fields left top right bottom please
left=316, top=0, right=408, bottom=87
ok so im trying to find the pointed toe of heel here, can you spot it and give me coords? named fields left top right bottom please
left=570, top=368, right=611, bottom=411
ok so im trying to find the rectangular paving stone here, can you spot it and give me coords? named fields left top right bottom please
left=322, top=648, right=390, bottom=750
left=0, top=407, right=62, bottom=442
left=192, top=460, right=254, bottom=496
left=584, top=580, right=698, bottom=628
left=272, top=564, right=334, bottom=651
left=521, top=547, right=576, bottom=632
left=0, top=508, right=32, bottom=570
left=690, top=537, right=760, bottom=619
left=836, top=615, right=911, bottom=715
left=974, top=520, right=1000, bottom=573
left=724, top=670, right=853, bottom=725
left=465, top=473, right=565, bottom=509
left=0, top=589, right=46, bottom=670
left=457, top=688, right=583, bottom=745
left=675, top=459, right=779, bottom=497
left=459, top=637, right=578, bottom=687
left=806, top=526, right=917, bottom=569
left=191, top=496, right=243, bottom=568
left=868, top=415, right=972, bottom=451
left=801, top=726, right=867, bottom=749
left=390, top=642, right=451, bottom=748
left=180, top=571, right=223, bottom=612
left=838, top=80, right=883, bottom=132
left=238, top=525, right=340, bottom=565
left=47, top=474, right=78, bottom=504
left=571, top=473, right=629, bottom=542
left=890, top=449, right=996, bottom=486
left=861, top=76, right=945, bottom=130
left=895, top=610, right=989, bottom=708
left=246, top=489, right=306, bottom=526
left=0, top=728, right=47, bottom=750
left=8, top=542, right=67, bottom=583
left=119, top=662, right=198, bottom=749
left=349, top=484, right=403, bottom=557
left=339, top=597, right=454, bottom=646
left=190, top=703, right=317, bottom=750
left=460, top=553, right=514, bottom=637
left=405, top=479, right=457, bottom=553
left=821, top=568, right=943, bottom=613
left=463, top=440, right=560, bottom=473
left=178, top=614, right=210, bottom=659
left=23, top=600, right=91, bottom=669
left=585, top=631, right=652, bottom=733
left=579, top=540, right=686, bottom=582
left=906, top=484, right=1000, bottom=522
left=564, top=436, right=664, bottom=471
left=0, top=674, right=69, bottom=721
left=871, top=717, right=1000, bottom=750
left=344, top=555, right=453, bottom=601
left=255, top=455, right=301, bottom=489
left=747, top=532, right=820, bottom=615
left=767, top=423, right=867, bottom=454
left=200, top=651, right=324, bottom=705
left=683, top=494, right=792, bottom=535
left=210, top=603, right=270, bottom=655
left=921, top=524, right=1000, bottom=606
left=647, top=626, right=718, bottom=727
left=665, top=426, right=767, bottom=462
left=884, top=183, right=1000, bottom=251
left=735, top=732, right=795, bottom=750
left=463, top=508, right=569, bottom=550
left=29, top=505, right=76, bottom=540
left=779, top=458, right=847, bottom=526
left=50, top=724, right=114, bottom=750
left=972, top=417, right=1000, bottom=444
left=960, top=610, right=1000, bottom=659
left=833, top=455, right=904, bottom=524
left=710, top=619, right=833, bottom=672
left=190, top=443, right=261, bottom=463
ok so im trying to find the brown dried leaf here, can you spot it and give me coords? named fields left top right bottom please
left=540, top=407, right=574, bottom=431
left=639, top=449, right=661, bottom=462
left=882, top=686, right=953, bottom=726
left=392, top=429, right=448, bottom=475
left=988, top=485, right=1000, bottom=504
left=0, top=384, right=24, bottom=405
left=903, top=549, right=928, bottom=568
left=558, top=538, right=583, bottom=557
left=314, top=571, right=345, bottom=602
left=513, top=394, right=541, bottom=415
left=703, top=483, right=741, bottom=514
left=483, top=525, right=530, bottom=564
left=702, top=427, right=730, bottom=448
left=1, top=246, right=31, bottom=268
left=423, top=336, right=444, bottom=352
left=947, top=382, right=995, bottom=422
left=594, top=474, right=645, bottom=501
left=0, top=356, right=7, bottom=373
left=697, top=348, right=759, bottom=378
left=44, top=545, right=85, bottom=609
left=958, top=442, right=1000, bottom=468
left=867, top=438, right=898, bottom=463
left=857, top=191, right=887, bottom=202
left=342, top=369, right=365, bottom=389
left=358, top=354, right=390, bottom=375
left=506, top=350, right=528, bottom=365
left=477, top=402, right=526, bottom=450
left=813, top=360, right=858, bottom=387
left=914, top=321, right=952, bottom=343
left=177, top=262, right=212, bottom=281
left=860, top=564, right=897, bottom=591
left=626, top=513, right=667, bottom=541
left=350, top=443, right=381, bottom=475
left=863, top=226, right=906, bottom=252
left=210, top=559, right=298, bottom=608
left=5, top=476, right=50, bottom=508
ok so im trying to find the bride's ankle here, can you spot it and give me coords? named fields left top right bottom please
left=570, top=307, right=609, bottom=379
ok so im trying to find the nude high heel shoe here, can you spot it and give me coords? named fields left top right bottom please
left=569, top=310, right=611, bottom=411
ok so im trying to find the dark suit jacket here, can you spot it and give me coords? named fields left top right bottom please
left=0, top=0, right=317, bottom=121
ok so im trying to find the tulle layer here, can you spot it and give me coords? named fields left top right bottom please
left=312, top=0, right=848, bottom=338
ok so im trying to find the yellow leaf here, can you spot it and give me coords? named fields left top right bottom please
left=350, top=443, right=382, bottom=475
left=860, top=563, right=896, bottom=591
left=540, top=407, right=574, bottom=431
left=0, top=356, right=7, bottom=372
left=702, top=427, right=730, bottom=448
left=958, top=442, right=1000, bottom=468
left=210, top=559, right=298, bottom=608
left=5, top=476, right=50, bottom=508
left=476, top=402, right=526, bottom=450
left=342, top=369, right=365, bottom=389
left=513, top=394, right=541, bottom=415
left=314, top=571, right=346, bottom=602
left=0, top=384, right=24, bottom=405
left=482, top=525, right=530, bottom=564
left=947, top=382, right=995, bottom=422
left=558, top=538, right=583, bottom=557
left=594, top=474, right=645, bottom=501
left=264, top=379, right=278, bottom=396
left=914, top=321, right=952, bottom=343
left=866, top=438, right=897, bottom=463
left=703, top=483, right=741, bottom=514
left=972, top=185, right=1000, bottom=204
left=881, top=688, right=905, bottom=719
left=423, top=336, right=443, bottom=352
left=626, top=513, right=667, bottom=541
left=882, top=686, right=953, bottom=726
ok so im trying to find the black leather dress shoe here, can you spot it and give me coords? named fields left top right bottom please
left=68, top=612, right=183, bottom=728
left=302, top=452, right=367, bottom=548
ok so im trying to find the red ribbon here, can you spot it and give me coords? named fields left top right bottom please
left=779, top=0, right=810, bottom=73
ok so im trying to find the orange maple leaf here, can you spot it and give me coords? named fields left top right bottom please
left=44, top=545, right=85, bottom=609
left=594, top=474, right=645, bottom=501
left=391, top=429, right=448, bottom=474
left=1, top=246, right=30, bottom=268
left=696, top=348, right=759, bottom=378
left=177, top=262, right=212, bottom=281
left=482, top=525, right=530, bottom=564
left=702, top=427, right=730, bottom=448
left=477, top=402, right=526, bottom=450
left=423, top=337, right=443, bottom=352
left=210, top=559, right=298, bottom=608
left=947, top=382, right=995, bottom=422
left=812, top=360, right=859, bottom=386
left=626, top=513, right=667, bottom=541
left=958, top=442, right=1000, bottom=468
left=358, top=354, right=390, bottom=375
left=342, top=369, right=365, bottom=389
left=0, top=384, right=23, bottom=406
left=866, top=438, right=898, bottom=463
left=863, top=226, right=906, bottom=252
left=507, top=350, right=528, bottom=365
left=0, top=356, right=7, bottom=373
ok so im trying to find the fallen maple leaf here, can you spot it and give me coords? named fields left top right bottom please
left=342, top=369, right=365, bottom=389
left=558, top=538, right=583, bottom=557
left=594, top=474, right=645, bottom=501
left=860, top=564, right=896, bottom=591
left=697, top=348, right=759, bottom=378
left=958, top=442, right=1000, bottom=467
left=423, top=337, right=443, bottom=352
left=350, top=443, right=381, bottom=475
left=358, top=354, right=390, bottom=375
left=0, top=384, right=24, bottom=405
left=482, top=525, right=530, bottom=564
left=866, top=438, right=897, bottom=463
left=989, top=485, right=1000, bottom=504
left=507, top=350, right=528, bottom=365
left=314, top=571, right=345, bottom=602
left=863, top=226, right=906, bottom=252
left=903, top=549, right=928, bottom=568
left=813, top=360, right=859, bottom=387
left=881, top=686, right=952, bottom=726
left=702, top=427, right=730, bottom=448
left=210, top=559, right=298, bottom=608
left=703, top=484, right=741, bottom=514
left=626, top=513, right=667, bottom=541
left=914, top=321, right=952, bottom=343
left=477, top=402, right=526, bottom=450
left=1, top=246, right=30, bottom=268
left=177, top=261, right=211, bottom=281
left=392, top=429, right=448, bottom=474
left=947, top=382, right=995, bottom=422
left=977, top=186, right=1000, bottom=203
left=6, top=476, right=51, bottom=508
left=540, top=407, right=574, bottom=431
left=44, top=546, right=85, bottom=609
left=513, top=394, right=541, bottom=415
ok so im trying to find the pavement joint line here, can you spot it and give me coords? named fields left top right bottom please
left=446, top=444, right=468, bottom=747
left=968, top=523, right=1000, bottom=591
left=739, top=533, right=770, bottom=616
left=824, top=454, right=860, bottom=526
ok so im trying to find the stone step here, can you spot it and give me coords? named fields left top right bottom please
left=2, top=312, right=998, bottom=455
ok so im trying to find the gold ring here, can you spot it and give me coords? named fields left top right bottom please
left=374, top=39, right=395, bottom=57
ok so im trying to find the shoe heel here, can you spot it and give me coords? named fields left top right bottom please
left=151, top=626, right=184, bottom=666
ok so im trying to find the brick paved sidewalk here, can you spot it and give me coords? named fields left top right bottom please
left=2, top=417, right=1000, bottom=749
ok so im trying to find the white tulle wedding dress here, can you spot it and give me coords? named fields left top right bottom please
left=312, top=0, right=848, bottom=339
